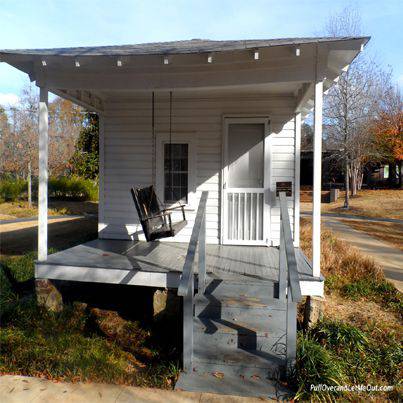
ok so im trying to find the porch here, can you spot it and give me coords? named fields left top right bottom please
left=35, top=237, right=323, bottom=295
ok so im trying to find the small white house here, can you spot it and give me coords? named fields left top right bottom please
left=1, top=37, right=368, bottom=396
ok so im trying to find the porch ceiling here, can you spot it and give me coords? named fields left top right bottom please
left=1, top=36, right=369, bottom=114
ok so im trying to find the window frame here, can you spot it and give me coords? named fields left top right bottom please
left=156, top=133, right=197, bottom=210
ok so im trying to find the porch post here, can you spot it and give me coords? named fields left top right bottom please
left=312, top=80, right=323, bottom=278
left=38, top=86, right=49, bottom=261
left=294, top=112, right=301, bottom=247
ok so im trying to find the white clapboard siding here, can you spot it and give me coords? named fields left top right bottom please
left=100, top=94, right=296, bottom=244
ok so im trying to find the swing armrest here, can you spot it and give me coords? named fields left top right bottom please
left=163, top=205, right=186, bottom=220
left=146, top=211, right=171, bottom=220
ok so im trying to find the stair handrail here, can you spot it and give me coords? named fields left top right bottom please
left=177, top=191, right=208, bottom=371
left=279, top=192, right=302, bottom=303
left=278, top=191, right=302, bottom=375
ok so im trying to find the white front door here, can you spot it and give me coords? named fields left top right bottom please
left=222, top=118, right=270, bottom=245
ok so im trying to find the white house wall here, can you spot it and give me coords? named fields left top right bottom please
left=99, top=93, right=296, bottom=245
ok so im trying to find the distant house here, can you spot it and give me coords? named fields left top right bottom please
left=1, top=36, right=368, bottom=397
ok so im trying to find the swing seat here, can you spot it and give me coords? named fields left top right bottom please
left=131, top=186, right=187, bottom=242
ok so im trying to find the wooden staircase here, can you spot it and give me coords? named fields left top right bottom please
left=176, top=278, right=291, bottom=398
left=175, top=191, right=301, bottom=399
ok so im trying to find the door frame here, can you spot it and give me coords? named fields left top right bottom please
left=221, top=116, right=272, bottom=245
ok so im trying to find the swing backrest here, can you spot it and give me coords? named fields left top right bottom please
left=131, top=186, right=161, bottom=220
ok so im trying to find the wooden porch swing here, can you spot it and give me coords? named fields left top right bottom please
left=131, top=92, right=187, bottom=242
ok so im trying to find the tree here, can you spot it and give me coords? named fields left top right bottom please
left=0, top=106, right=10, bottom=148
left=372, top=86, right=403, bottom=187
left=70, top=112, right=99, bottom=179
left=0, top=82, right=82, bottom=178
left=322, top=7, right=391, bottom=207
left=301, top=123, right=314, bottom=150
left=49, top=97, right=83, bottom=175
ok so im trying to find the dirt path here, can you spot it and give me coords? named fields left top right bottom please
left=0, top=216, right=97, bottom=256
left=301, top=211, right=403, bottom=224
left=0, top=375, right=273, bottom=403
left=322, top=217, right=403, bottom=292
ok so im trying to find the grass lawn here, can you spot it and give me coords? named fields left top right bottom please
left=0, top=200, right=98, bottom=220
left=0, top=253, right=180, bottom=389
left=0, top=214, right=401, bottom=399
left=296, top=218, right=402, bottom=401
left=301, top=189, right=403, bottom=220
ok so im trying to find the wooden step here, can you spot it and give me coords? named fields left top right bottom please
left=204, top=278, right=278, bottom=299
left=193, top=343, right=285, bottom=370
left=175, top=363, right=291, bottom=398
left=176, top=277, right=292, bottom=397
left=194, top=317, right=286, bottom=357
left=195, top=295, right=287, bottom=320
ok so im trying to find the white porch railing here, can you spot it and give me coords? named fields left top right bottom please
left=177, top=191, right=208, bottom=371
left=278, top=191, right=302, bottom=374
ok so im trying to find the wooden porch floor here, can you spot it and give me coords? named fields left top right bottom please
left=35, top=239, right=323, bottom=295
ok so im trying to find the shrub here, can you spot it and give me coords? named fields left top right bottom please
left=48, top=176, right=98, bottom=201
left=291, top=333, right=345, bottom=401
left=0, top=179, right=27, bottom=202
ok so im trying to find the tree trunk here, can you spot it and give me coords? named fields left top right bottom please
left=350, top=162, right=359, bottom=196
left=400, top=160, right=403, bottom=189
left=358, top=172, right=363, bottom=191
left=343, top=158, right=350, bottom=208
left=27, top=161, right=32, bottom=207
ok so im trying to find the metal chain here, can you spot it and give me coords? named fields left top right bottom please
left=151, top=91, right=156, bottom=186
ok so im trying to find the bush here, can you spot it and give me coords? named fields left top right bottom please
left=0, top=176, right=98, bottom=202
left=48, top=176, right=98, bottom=201
left=0, top=179, right=27, bottom=202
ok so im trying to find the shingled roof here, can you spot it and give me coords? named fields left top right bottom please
left=0, top=37, right=369, bottom=56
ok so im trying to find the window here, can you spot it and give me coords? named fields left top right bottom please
left=384, top=165, right=389, bottom=179
left=227, top=123, right=264, bottom=188
left=164, top=143, right=189, bottom=203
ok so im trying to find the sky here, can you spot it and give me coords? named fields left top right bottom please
left=0, top=0, right=402, bottom=107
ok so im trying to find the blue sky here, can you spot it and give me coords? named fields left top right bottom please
left=0, top=0, right=402, bottom=106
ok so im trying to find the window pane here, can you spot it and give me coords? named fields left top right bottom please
left=228, top=124, right=264, bottom=188
left=164, top=143, right=188, bottom=203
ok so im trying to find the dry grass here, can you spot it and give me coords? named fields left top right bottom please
left=300, top=217, right=384, bottom=286
left=323, top=293, right=401, bottom=337
left=341, top=219, right=403, bottom=251
left=0, top=200, right=98, bottom=220
left=300, top=217, right=402, bottom=328
left=301, top=189, right=403, bottom=220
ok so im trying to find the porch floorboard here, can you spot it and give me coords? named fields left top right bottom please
left=35, top=239, right=322, bottom=293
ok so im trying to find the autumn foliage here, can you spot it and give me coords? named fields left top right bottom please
left=372, top=89, right=403, bottom=161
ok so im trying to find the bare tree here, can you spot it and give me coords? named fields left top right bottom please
left=322, top=6, right=391, bottom=207
left=0, top=82, right=82, bottom=180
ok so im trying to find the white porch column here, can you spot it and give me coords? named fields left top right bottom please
left=312, top=80, right=323, bottom=278
left=38, top=87, right=48, bottom=261
left=294, top=112, right=301, bottom=247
